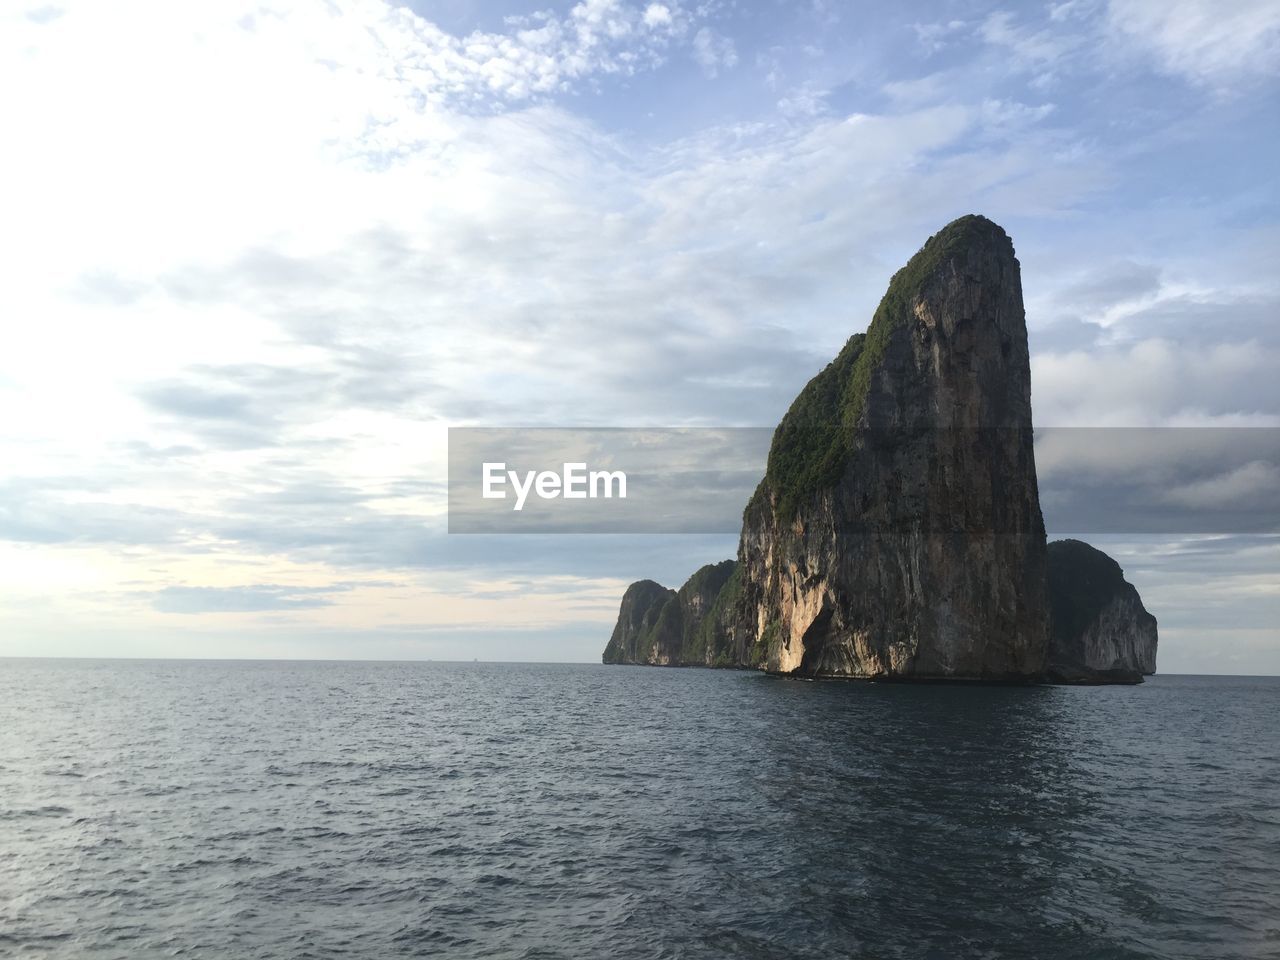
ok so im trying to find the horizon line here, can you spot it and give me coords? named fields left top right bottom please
left=0, top=655, right=1274, bottom=679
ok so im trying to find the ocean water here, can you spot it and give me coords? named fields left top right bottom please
left=0, top=660, right=1276, bottom=960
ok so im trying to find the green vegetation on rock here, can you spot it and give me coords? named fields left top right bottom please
left=608, top=560, right=739, bottom=666
left=1046, top=539, right=1127, bottom=644
left=601, top=579, right=675, bottom=663
left=694, top=562, right=742, bottom=662
left=754, top=617, right=780, bottom=668
left=680, top=559, right=736, bottom=604
left=762, top=332, right=867, bottom=520
left=761, top=214, right=1005, bottom=520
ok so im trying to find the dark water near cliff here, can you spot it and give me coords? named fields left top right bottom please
left=1, top=661, right=1276, bottom=960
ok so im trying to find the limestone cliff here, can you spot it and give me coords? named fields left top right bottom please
left=1045, top=539, right=1158, bottom=684
left=601, top=561, right=739, bottom=666
left=733, top=214, right=1048, bottom=678
left=602, top=580, right=674, bottom=664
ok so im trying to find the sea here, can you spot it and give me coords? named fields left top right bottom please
left=1, top=659, right=1276, bottom=959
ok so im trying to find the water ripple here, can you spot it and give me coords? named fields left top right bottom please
left=0, top=661, right=1276, bottom=959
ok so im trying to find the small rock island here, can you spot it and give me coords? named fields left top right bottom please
left=1046, top=539, right=1158, bottom=684
left=603, top=215, right=1157, bottom=684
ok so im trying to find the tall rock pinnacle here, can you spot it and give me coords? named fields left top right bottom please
left=733, top=214, right=1049, bottom=678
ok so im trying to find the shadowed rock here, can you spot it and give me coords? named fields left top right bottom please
left=602, top=562, right=738, bottom=666
left=602, top=580, right=674, bottom=664
left=1045, top=539, right=1158, bottom=684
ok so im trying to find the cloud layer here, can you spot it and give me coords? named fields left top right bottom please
left=1, top=0, right=1276, bottom=669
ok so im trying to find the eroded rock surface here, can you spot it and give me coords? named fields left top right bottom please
left=602, top=561, right=739, bottom=666
left=732, top=215, right=1048, bottom=679
left=1045, top=539, right=1158, bottom=684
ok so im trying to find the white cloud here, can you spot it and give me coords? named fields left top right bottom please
left=0, top=0, right=1111, bottom=508
left=979, top=10, right=1081, bottom=72
left=1106, top=0, right=1280, bottom=86
left=643, top=3, right=673, bottom=29
left=912, top=19, right=966, bottom=55
left=0, top=0, right=1090, bottom=616
left=1049, top=1, right=1093, bottom=23
left=969, top=2, right=1280, bottom=93
left=979, top=98, right=1056, bottom=129
left=777, top=85, right=830, bottom=118
left=691, top=27, right=738, bottom=77
left=1033, top=338, right=1280, bottom=427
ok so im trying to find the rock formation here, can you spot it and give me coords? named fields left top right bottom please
left=602, top=561, right=738, bottom=666
left=602, top=579, right=675, bottom=665
left=732, top=214, right=1047, bottom=679
left=1045, top=539, right=1158, bottom=683
left=602, top=215, right=1158, bottom=684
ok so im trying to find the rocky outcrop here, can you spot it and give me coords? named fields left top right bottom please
left=602, top=561, right=739, bottom=666
left=1045, top=539, right=1158, bottom=684
left=603, top=215, right=1157, bottom=685
left=602, top=580, right=674, bottom=664
left=728, top=214, right=1047, bottom=679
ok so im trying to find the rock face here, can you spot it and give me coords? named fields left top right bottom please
left=602, top=580, right=674, bottom=664
left=603, top=215, right=1157, bottom=685
left=602, top=561, right=739, bottom=666
left=1045, top=539, right=1158, bottom=684
left=731, top=214, right=1048, bottom=679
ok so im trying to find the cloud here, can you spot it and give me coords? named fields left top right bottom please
left=0, top=481, right=192, bottom=547
left=1036, top=429, right=1280, bottom=534
left=1033, top=339, right=1280, bottom=426
left=149, top=583, right=352, bottom=614
left=1055, top=260, right=1162, bottom=317
left=912, top=20, right=967, bottom=56
left=691, top=27, right=737, bottom=77
left=139, top=384, right=259, bottom=423
left=136, top=378, right=282, bottom=450
left=1029, top=317, right=1106, bottom=354
left=0, top=0, right=1276, bottom=665
left=1106, top=0, right=1280, bottom=87
left=978, top=9, right=1084, bottom=83
left=0, top=7, right=1207, bottom=593
left=777, top=85, right=830, bottom=118
left=60, top=90, right=1085, bottom=441
left=967, top=2, right=1280, bottom=95
left=1029, top=256, right=1280, bottom=428
left=643, top=4, right=673, bottom=29
left=1163, top=460, right=1280, bottom=511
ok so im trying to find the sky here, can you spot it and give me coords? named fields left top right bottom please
left=0, top=0, right=1277, bottom=671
